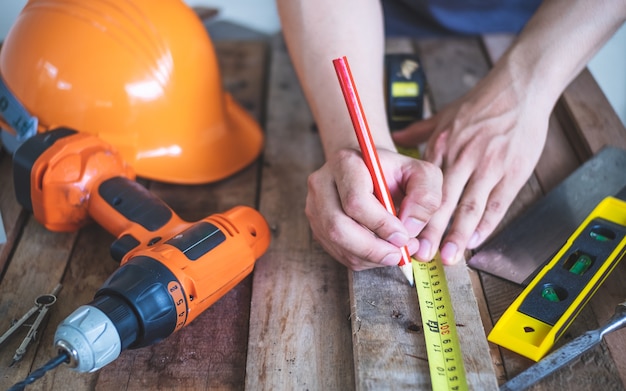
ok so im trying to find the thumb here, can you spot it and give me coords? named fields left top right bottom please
left=391, top=115, right=438, bottom=147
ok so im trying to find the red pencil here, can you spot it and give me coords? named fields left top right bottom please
left=332, top=56, right=414, bottom=286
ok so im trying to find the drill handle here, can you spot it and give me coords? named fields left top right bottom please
left=89, top=176, right=185, bottom=262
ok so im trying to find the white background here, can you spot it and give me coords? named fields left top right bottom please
left=1, top=0, right=624, bottom=125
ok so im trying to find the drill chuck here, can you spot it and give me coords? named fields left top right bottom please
left=54, top=305, right=122, bottom=372
left=54, top=256, right=181, bottom=372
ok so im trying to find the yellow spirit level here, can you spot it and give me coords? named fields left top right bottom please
left=488, top=188, right=626, bottom=361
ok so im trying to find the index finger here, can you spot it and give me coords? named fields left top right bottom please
left=397, top=158, right=443, bottom=237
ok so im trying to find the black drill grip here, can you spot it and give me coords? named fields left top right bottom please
left=98, top=177, right=172, bottom=232
left=99, top=177, right=173, bottom=261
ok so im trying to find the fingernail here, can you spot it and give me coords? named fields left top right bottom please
left=416, top=238, right=432, bottom=261
left=404, top=217, right=425, bottom=237
left=387, top=232, right=409, bottom=247
left=467, top=231, right=481, bottom=249
left=407, top=238, right=419, bottom=255
left=441, top=242, right=458, bottom=264
left=382, top=253, right=401, bottom=266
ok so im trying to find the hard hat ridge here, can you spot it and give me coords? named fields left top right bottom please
left=0, top=0, right=264, bottom=184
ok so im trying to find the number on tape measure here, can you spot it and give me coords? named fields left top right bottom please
left=414, top=255, right=468, bottom=391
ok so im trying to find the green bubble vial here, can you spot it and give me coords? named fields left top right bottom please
left=541, top=286, right=560, bottom=302
left=569, top=254, right=593, bottom=275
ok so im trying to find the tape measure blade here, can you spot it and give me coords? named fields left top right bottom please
left=414, top=256, right=468, bottom=391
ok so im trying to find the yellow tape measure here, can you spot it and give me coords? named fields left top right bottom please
left=414, top=255, right=468, bottom=391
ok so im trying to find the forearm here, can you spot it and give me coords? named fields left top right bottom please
left=276, top=0, right=394, bottom=157
left=499, top=0, right=626, bottom=108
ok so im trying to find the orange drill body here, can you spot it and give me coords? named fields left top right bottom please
left=13, top=129, right=270, bottom=371
left=26, top=130, right=136, bottom=233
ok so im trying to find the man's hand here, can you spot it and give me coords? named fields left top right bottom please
left=392, top=67, right=551, bottom=265
left=305, top=148, right=442, bottom=270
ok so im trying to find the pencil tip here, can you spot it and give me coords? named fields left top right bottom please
left=400, top=263, right=414, bottom=286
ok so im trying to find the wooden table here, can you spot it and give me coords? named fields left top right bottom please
left=1, top=31, right=626, bottom=390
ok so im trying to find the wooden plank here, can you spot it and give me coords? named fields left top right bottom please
left=0, top=219, right=77, bottom=389
left=347, top=36, right=497, bottom=390
left=350, top=39, right=436, bottom=388
left=350, top=267, right=429, bottom=389
left=557, top=69, right=626, bottom=158
left=590, top=261, right=626, bottom=386
left=215, top=41, right=270, bottom=125
left=245, top=35, right=355, bottom=390
left=0, top=151, right=26, bottom=273
left=355, top=37, right=497, bottom=389
left=386, top=38, right=505, bottom=387
left=351, top=260, right=496, bottom=389
left=417, top=38, right=486, bottom=109
left=0, top=119, right=77, bottom=390
left=415, top=37, right=497, bottom=390
left=40, top=225, right=118, bottom=390
left=0, top=37, right=77, bottom=391
left=351, top=38, right=434, bottom=389
left=467, top=268, right=507, bottom=385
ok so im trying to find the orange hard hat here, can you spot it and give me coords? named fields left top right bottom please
left=0, top=0, right=263, bottom=184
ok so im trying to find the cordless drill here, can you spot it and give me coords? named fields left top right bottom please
left=12, top=128, right=271, bottom=373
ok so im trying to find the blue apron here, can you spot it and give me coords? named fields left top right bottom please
left=382, top=0, right=543, bottom=37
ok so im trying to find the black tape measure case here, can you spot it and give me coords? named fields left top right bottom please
left=385, top=53, right=427, bottom=131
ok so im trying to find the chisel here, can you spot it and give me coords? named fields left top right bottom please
left=0, top=211, right=6, bottom=245
left=500, top=300, right=626, bottom=391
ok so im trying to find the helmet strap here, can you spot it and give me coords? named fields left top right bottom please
left=0, top=74, right=38, bottom=141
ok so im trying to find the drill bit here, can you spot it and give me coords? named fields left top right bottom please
left=500, top=300, right=626, bottom=391
left=7, top=351, right=70, bottom=391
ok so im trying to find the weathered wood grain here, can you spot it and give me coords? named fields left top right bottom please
left=0, top=151, right=26, bottom=273
left=558, top=69, right=626, bottom=158
left=350, top=267, right=429, bottom=389
left=0, top=219, right=77, bottom=389
left=245, top=35, right=355, bottom=390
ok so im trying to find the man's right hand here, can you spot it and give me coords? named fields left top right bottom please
left=305, top=147, right=442, bottom=271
